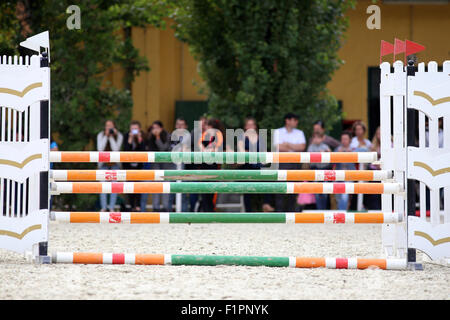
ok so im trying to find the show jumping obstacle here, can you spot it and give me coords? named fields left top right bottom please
left=50, top=211, right=401, bottom=224
left=1, top=32, right=449, bottom=269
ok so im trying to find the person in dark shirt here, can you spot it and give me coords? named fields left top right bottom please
left=147, top=120, right=173, bottom=212
left=123, top=120, right=145, bottom=211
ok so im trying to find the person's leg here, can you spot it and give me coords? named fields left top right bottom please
left=286, top=194, right=298, bottom=212
left=315, top=194, right=328, bottom=210
left=244, top=194, right=252, bottom=212
left=336, top=194, right=348, bottom=210
left=274, top=194, right=286, bottom=212
left=140, top=193, right=148, bottom=212
left=190, top=193, right=198, bottom=212
left=201, top=194, right=214, bottom=212
left=109, top=193, right=118, bottom=212
left=163, top=194, right=174, bottom=212
left=181, top=194, right=189, bottom=212
left=153, top=193, right=161, bottom=211
left=100, top=193, right=107, bottom=211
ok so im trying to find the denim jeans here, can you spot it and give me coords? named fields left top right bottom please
left=336, top=194, right=349, bottom=210
left=315, top=194, right=329, bottom=210
left=99, top=164, right=119, bottom=211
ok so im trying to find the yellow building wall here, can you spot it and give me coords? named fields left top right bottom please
left=127, top=3, right=450, bottom=133
left=327, top=1, right=450, bottom=127
left=131, top=20, right=207, bottom=132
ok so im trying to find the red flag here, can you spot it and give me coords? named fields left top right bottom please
left=393, top=38, right=405, bottom=62
left=405, top=40, right=426, bottom=62
left=380, top=40, right=394, bottom=64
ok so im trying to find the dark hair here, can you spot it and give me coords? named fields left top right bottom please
left=105, top=119, right=116, bottom=128
left=147, top=121, right=169, bottom=150
left=284, top=113, right=299, bottom=121
left=152, top=120, right=163, bottom=128
left=313, top=120, right=325, bottom=128
left=341, top=131, right=352, bottom=139
left=130, top=120, right=141, bottom=128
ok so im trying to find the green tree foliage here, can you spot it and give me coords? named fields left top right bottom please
left=0, top=0, right=172, bottom=150
left=0, top=1, right=172, bottom=209
left=174, top=0, right=354, bottom=136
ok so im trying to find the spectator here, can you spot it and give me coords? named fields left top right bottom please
left=365, top=127, right=382, bottom=210
left=273, top=113, right=305, bottom=212
left=97, top=120, right=123, bottom=212
left=123, top=120, right=145, bottom=211
left=350, top=120, right=372, bottom=151
left=197, top=119, right=225, bottom=212
left=50, top=134, right=59, bottom=169
left=147, top=120, right=173, bottom=212
left=334, top=131, right=355, bottom=210
left=307, top=132, right=331, bottom=210
left=310, top=120, right=340, bottom=150
left=237, top=117, right=263, bottom=212
left=186, top=115, right=207, bottom=211
left=170, top=118, right=190, bottom=212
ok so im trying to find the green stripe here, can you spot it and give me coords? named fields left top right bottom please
left=169, top=182, right=287, bottom=193
left=171, top=254, right=290, bottom=267
left=161, top=170, right=279, bottom=181
left=169, top=213, right=286, bottom=223
left=154, top=152, right=268, bottom=164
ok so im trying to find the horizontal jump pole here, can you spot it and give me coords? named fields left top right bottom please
left=49, top=151, right=377, bottom=164
left=50, top=211, right=401, bottom=224
left=52, top=252, right=407, bottom=270
left=50, top=169, right=392, bottom=182
left=50, top=182, right=402, bottom=194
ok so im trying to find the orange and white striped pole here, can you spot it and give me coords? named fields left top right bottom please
left=50, top=169, right=392, bottom=181
left=50, top=182, right=402, bottom=194
left=52, top=252, right=407, bottom=270
left=50, top=211, right=401, bottom=224
left=49, top=151, right=378, bottom=164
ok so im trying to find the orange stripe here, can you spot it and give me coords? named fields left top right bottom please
left=293, top=183, right=323, bottom=193
left=277, top=153, right=301, bottom=163
left=135, top=254, right=165, bottom=265
left=119, top=153, right=149, bottom=162
left=357, top=259, right=387, bottom=270
left=61, top=152, right=90, bottom=162
left=72, top=182, right=103, bottom=193
left=133, top=182, right=164, bottom=193
left=296, top=257, right=326, bottom=268
left=70, top=212, right=100, bottom=223
left=354, top=183, right=384, bottom=194
left=126, top=170, right=155, bottom=180
left=73, top=252, right=103, bottom=264
left=294, top=213, right=325, bottom=223
left=67, top=170, right=97, bottom=180
left=354, top=213, right=384, bottom=223
left=344, top=171, right=374, bottom=181
left=330, top=153, right=358, bottom=163
left=130, top=213, right=160, bottom=224
left=286, top=170, right=316, bottom=181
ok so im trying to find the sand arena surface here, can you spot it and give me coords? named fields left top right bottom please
left=1, top=222, right=449, bottom=300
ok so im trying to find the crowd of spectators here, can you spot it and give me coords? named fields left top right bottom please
left=96, top=114, right=384, bottom=213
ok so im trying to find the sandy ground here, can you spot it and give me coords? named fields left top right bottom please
left=1, top=222, right=449, bottom=300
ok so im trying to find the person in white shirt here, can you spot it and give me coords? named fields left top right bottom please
left=272, top=113, right=305, bottom=212
left=349, top=120, right=372, bottom=151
